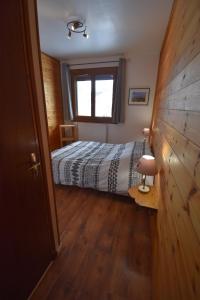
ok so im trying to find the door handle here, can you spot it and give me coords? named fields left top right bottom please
left=28, top=152, right=40, bottom=176
left=30, top=152, right=37, bottom=164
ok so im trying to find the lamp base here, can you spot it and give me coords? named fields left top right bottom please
left=138, top=185, right=150, bottom=193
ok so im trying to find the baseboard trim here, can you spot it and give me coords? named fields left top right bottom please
left=56, top=241, right=63, bottom=254
left=28, top=242, right=62, bottom=299
left=27, top=261, right=53, bottom=300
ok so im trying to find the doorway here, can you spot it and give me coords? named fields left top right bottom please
left=0, top=1, right=59, bottom=299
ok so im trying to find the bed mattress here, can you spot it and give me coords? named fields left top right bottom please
left=51, top=140, right=151, bottom=195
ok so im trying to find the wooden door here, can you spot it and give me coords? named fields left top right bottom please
left=0, top=1, right=55, bottom=299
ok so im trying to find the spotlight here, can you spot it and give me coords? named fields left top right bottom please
left=67, top=30, right=72, bottom=39
left=83, top=32, right=89, bottom=38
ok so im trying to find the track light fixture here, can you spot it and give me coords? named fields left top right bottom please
left=67, top=19, right=89, bottom=39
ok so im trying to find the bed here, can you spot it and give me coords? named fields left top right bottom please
left=51, top=140, right=152, bottom=195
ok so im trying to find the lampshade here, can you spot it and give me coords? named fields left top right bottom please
left=136, top=155, right=157, bottom=176
left=142, top=128, right=150, bottom=137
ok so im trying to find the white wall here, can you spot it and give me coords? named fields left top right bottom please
left=108, top=51, right=159, bottom=143
left=64, top=52, right=159, bottom=144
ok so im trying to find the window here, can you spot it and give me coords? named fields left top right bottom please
left=71, top=67, right=117, bottom=123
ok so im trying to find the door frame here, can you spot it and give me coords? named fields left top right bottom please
left=22, top=0, right=60, bottom=254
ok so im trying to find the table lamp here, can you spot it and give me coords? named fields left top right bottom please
left=136, top=155, right=157, bottom=193
left=142, top=128, right=150, bottom=142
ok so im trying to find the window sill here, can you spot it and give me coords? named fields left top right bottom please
left=74, top=117, right=114, bottom=124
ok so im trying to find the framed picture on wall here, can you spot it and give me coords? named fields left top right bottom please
left=128, top=88, right=150, bottom=105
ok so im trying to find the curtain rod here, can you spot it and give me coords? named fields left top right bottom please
left=69, top=60, right=120, bottom=66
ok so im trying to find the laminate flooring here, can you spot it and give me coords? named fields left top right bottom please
left=31, top=185, right=153, bottom=300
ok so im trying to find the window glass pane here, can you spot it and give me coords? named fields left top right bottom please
left=77, top=80, right=91, bottom=116
left=95, top=77, right=113, bottom=117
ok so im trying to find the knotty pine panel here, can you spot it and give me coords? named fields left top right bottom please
left=41, top=53, right=63, bottom=150
left=151, top=0, right=200, bottom=299
left=158, top=120, right=200, bottom=188
left=160, top=80, right=200, bottom=111
left=158, top=0, right=200, bottom=90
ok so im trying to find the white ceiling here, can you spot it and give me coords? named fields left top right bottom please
left=37, top=0, right=173, bottom=60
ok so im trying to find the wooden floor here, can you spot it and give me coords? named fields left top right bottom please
left=31, top=186, right=153, bottom=300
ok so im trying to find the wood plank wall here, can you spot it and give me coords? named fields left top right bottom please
left=41, top=53, right=63, bottom=150
left=151, top=0, right=200, bottom=299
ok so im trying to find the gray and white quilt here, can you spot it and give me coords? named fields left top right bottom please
left=51, top=140, right=151, bottom=195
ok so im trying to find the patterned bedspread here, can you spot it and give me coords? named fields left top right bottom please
left=51, top=140, right=151, bottom=195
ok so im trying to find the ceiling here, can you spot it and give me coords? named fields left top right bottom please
left=37, top=0, right=173, bottom=60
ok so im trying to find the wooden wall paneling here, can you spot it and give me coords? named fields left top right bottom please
left=156, top=182, right=193, bottom=300
left=160, top=109, right=187, bottom=135
left=165, top=176, right=200, bottom=298
left=172, top=24, right=200, bottom=80
left=158, top=108, right=200, bottom=147
left=158, top=0, right=200, bottom=90
left=169, top=0, right=200, bottom=80
left=153, top=129, right=200, bottom=299
left=160, top=84, right=199, bottom=112
left=41, top=53, right=63, bottom=151
left=158, top=121, right=200, bottom=188
left=185, top=111, right=200, bottom=146
left=151, top=2, right=200, bottom=295
left=164, top=80, right=200, bottom=111
left=160, top=177, right=194, bottom=300
left=161, top=0, right=200, bottom=81
left=165, top=52, right=200, bottom=105
left=154, top=127, right=200, bottom=223
left=157, top=199, right=180, bottom=299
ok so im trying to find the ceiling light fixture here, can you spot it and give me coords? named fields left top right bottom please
left=67, top=19, right=89, bottom=39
